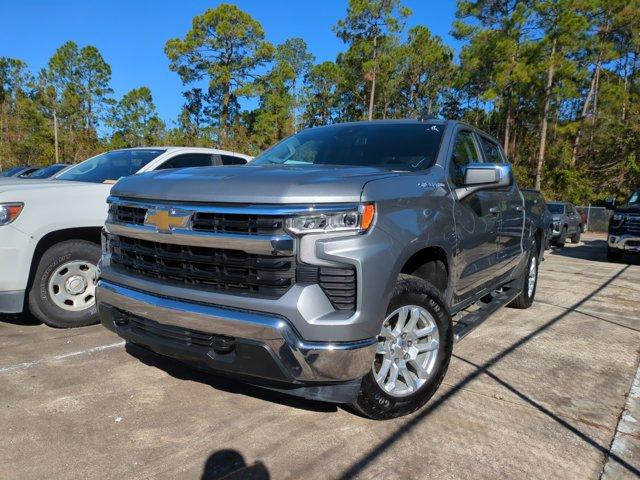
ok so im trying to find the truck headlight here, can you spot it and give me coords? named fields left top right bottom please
left=612, top=213, right=625, bottom=222
left=0, top=203, right=24, bottom=225
left=285, top=204, right=375, bottom=235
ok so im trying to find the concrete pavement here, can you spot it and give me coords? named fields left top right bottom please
left=1, top=234, right=639, bottom=479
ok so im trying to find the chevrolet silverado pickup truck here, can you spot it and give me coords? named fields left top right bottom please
left=606, top=188, right=640, bottom=262
left=0, top=147, right=250, bottom=328
left=97, top=119, right=545, bottom=419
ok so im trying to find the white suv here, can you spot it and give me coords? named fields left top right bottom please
left=0, top=147, right=251, bottom=327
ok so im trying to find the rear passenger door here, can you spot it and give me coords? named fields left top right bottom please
left=478, top=135, right=524, bottom=276
left=450, top=129, right=501, bottom=302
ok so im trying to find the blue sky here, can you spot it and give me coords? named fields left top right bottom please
left=0, top=0, right=459, bottom=126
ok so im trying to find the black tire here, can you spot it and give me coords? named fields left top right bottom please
left=28, top=240, right=101, bottom=328
left=555, top=226, right=567, bottom=247
left=606, top=248, right=623, bottom=263
left=508, top=241, right=538, bottom=309
left=351, top=274, right=453, bottom=420
left=571, top=228, right=581, bottom=244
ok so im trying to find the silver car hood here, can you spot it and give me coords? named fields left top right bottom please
left=110, top=165, right=402, bottom=204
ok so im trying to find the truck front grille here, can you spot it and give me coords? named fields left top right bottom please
left=108, top=204, right=286, bottom=235
left=625, top=215, right=640, bottom=234
left=108, top=234, right=295, bottom=298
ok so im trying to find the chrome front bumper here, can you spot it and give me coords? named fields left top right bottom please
left=609, top=234, right=640, bottom=252
left=96, top=280, right=377, bottom=385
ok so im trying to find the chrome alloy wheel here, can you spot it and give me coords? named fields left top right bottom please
left=373, top=305, right=440, bottom=398
left=47, top=260, right=98, bottom=311
left=527, top=255, right=537, bottom=298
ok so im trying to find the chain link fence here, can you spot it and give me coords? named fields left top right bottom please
left=576, top=206, right=611, bottom=233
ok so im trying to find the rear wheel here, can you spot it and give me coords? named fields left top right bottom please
left=351, top=274, right=452, bottom=420
left=28, top=240, right=100, bottom=328
left=509, top=241, right=538, bottom=309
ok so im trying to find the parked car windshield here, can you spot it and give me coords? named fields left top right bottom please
left=56, top=149, right=165, bottom=183
left=1, top=166, right=26, bottom=177
left=547, top=203, right=565, bottom=214
left=22, top=164, right=68, bottom=178
left=252, top=123, right=444, bottom=171
left=627, top=190, right=639, bottom=205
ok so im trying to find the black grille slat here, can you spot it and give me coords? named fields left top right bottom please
left=122, top=312, right=235, bottom=350
left=625, top=216, right=640, bottom=234
left=294, top=265, right=357, bottom=311
left=110, top=205, right=147, bottom=225
left=108, top=234, right=295, bottom=298
left=191, top=212, right=285, bottom=235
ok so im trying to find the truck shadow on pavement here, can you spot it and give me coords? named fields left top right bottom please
left=125, top=342, right=338, bottom=414
left=0, top=311, right=41, bottom=326
left=201, top=449, right=270, bottom=480
left=549, top=237, right=640, bottom=265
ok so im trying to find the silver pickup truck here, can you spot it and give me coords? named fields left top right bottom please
left=97, top=119, right=546, bottom=419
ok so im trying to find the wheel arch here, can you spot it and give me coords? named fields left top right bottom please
left=26, top=227, right=102, bottom=294
left=399, top=245, right=450, bottom=294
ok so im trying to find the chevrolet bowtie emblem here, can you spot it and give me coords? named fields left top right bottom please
left=144, top=209, right=191, bottom=233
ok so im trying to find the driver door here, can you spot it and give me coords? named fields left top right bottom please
left=450, top=129, right=501, bottom=303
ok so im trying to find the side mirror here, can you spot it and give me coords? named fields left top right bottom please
left=455, top=163, right=512, bottom=200
left=604, top=197, right=616, bottom=210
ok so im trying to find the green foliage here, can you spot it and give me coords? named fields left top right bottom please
left=1, top=1, right=639, bottom=204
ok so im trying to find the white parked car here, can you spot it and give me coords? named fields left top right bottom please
left=0, top=147, right=251, bottom=327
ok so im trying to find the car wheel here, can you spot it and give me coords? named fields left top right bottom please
left=556, top=227, right=567, bottom=247
left=606, top=248, right=623, bottom=263
left=351, top=274, right=453, bottom=420
left=28, top=240, right=101, bottom=328
left=509, top=241, right=538, bottom=309
left=571, top=228, right=581, bottom=244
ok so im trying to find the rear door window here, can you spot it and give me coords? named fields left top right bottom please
left=156, top=154, right=213, bottom=170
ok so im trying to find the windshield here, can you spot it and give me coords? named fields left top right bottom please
left=252, top=123, right=444, bottom=171
left=627, top=190, right=639, bottom=205
left=547, top=203, right=565, bottom=214
left=56, top=149, right=165, bottom=183
left=1, top=167, right=26, bottom=177
left=23, top=165, right=67, bottom=178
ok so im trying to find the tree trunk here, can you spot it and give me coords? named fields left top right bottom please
left=534, top=38, right=556, bottom=190
left=220, top=87, right=230, bottom=145
left=503, top=91, right=512, bottom=155
left=53, top=109, right=59, bottom=163
left=570, top=53, right=602, bottom=166
left=367, top=35, right=378, bottom=121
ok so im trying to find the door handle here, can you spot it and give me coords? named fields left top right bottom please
left=489, top=207, right=500, bottom=215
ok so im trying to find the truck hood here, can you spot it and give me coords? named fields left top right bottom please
left=111, top=165, right=402, bottom=204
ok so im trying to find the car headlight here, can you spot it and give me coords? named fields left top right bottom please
left=0, top=203, right=24, bottom=225
left=285, top=204, right=375, bottom=235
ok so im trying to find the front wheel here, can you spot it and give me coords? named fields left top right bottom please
left=351, top=274, right=453, bottom=420
left=571, top=228, right=581, bottom=243
left=28, top=240, right=101, bottom=328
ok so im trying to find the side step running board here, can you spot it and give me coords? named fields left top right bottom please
left=453, top=288, right=520, bottom=343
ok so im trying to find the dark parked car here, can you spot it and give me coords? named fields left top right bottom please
left=605, top=188, right=640, bottom=262
left=19, top=164, right=70, bottom=179
left=1, top=165, right=39, bottom=177
left=547, top=201, right=583, bottom=246
left=523, top=189, right=552, bottom=249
